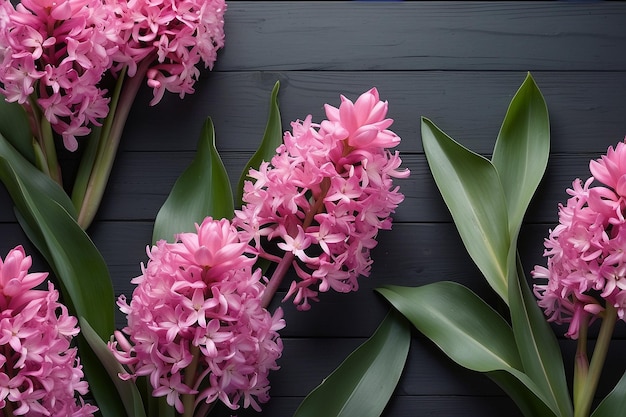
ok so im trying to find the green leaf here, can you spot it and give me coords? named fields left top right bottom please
left=487, top=370, right=558, bottom=417
left=152, top=117, right=234, bottom=243
left=0, top=95, right=35, bottom=164
left=591, top=370, right=626, bottom=417
left=377, top=282, right=561, bottom=416
left=235, top=81, right=282, bottom=206
left=377, top=282, right=521, bottom=371
left=16, top=194, right=114, bottom=339
left=492, top=73, right=550, bottom=240
left=293, top=310, right=410, bottom=417
left=421, top=118, right=510, bottom=302
left=158, top=398, right=175, bottom=417
left=508, top=253, right=573, bottom=417
left=80, top=318, right=147, bottom=417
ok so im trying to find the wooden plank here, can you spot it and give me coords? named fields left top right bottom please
left=117, top=71, right=626, bottom=154
left=266, top=338, right=624, bottom=398
left=0, top=3, right=623, bottom=416
left=0, top=151, right=608, bottom=223
left=209, top=395, right=524, bottom=417
left=214, top=2, right=626, bottom=72
left=208, top=338, right=626, bottom=417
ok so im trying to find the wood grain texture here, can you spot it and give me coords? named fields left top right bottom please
left=215, top=2, right=626, bottom=71
left=0, top=2, right=624, bottom=416
left=116, top=71, right=626, bottom=154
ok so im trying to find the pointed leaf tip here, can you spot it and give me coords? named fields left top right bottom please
left=492, top=73, right=549, bottom=240
left=152, top=117, right=233, bottom=244
left=236, top=81, right=283, bottom=206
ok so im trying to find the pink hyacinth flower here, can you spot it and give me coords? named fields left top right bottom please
left=0, top=246, right=98, bottom=416
left=110, top=217, right=284, bottom=413
left=0, top=0, right=121, bottom=151
left=106, top=0, right=226, bottom=106
left=533, top=137, right=626, bottom=339
left=235, top=88, right=409, bottom=310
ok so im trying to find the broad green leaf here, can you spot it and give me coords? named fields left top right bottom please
left=492, top=73, right=550, bottom=240
left=80, top=318, right=147, bottom=417
left=591, top=370, right=626, bottom=417
left=377, top=282, right=521, bottom=371
left=152, top=117, right=234, bottom=243
left=422, top=118, right=510, bottom=302
left=0, top=96, right=35, bottom=164
left=293, top=310, right=410, bottom=417
left=488, top=370, right=558, bottom=417
left=14, top=192, right=115, bottom=338
left=377, top=282, right=561, bottom=416
left=508, top=252, right=572, bottom=417
left=236, top=81, right=282, bottom=206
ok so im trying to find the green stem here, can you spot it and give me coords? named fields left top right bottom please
left=28, top=96, right=62, bottom=186
left=182, top=345, right=201, bottom=417
left=573, top=313, right=590, bottom=410
left=40, top=116, right=61, bottom=185
left=75, top=57, right=153, bottom=229
left=574, top=304, right=618, bottom=417
left=72, top=68, right=127, bottom=213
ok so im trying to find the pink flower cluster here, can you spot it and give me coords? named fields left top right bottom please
left=110, top=218, right=284, bottom=413
left=234, top=88, right=409, bottom=310
left=533, top=139, right=626, bottom=339
left=0, top=0, right=226, bottom=151
left=0, top=0, right=120, bottom=151
left=106, top=0, right=226, bottom=105
left=0, top=246, right=97, bottom=416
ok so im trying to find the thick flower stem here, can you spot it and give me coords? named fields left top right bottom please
left=74, top=57, right=154, bottom=229
left=71, top=67, right=127, bottom=215
left=261, top=251, right=295, bottom=308
left=573, top=313, right=590, bottom=409
left=182, top=345, right=201, bottom=417
left=28, top=97, right=62, bottom=186
left=260, top=178, right=331, bottom=309
left=574, top=304, right=618, bottom=417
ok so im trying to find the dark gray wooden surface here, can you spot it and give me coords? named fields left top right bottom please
left=1, top=1, right=626, bottom=416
